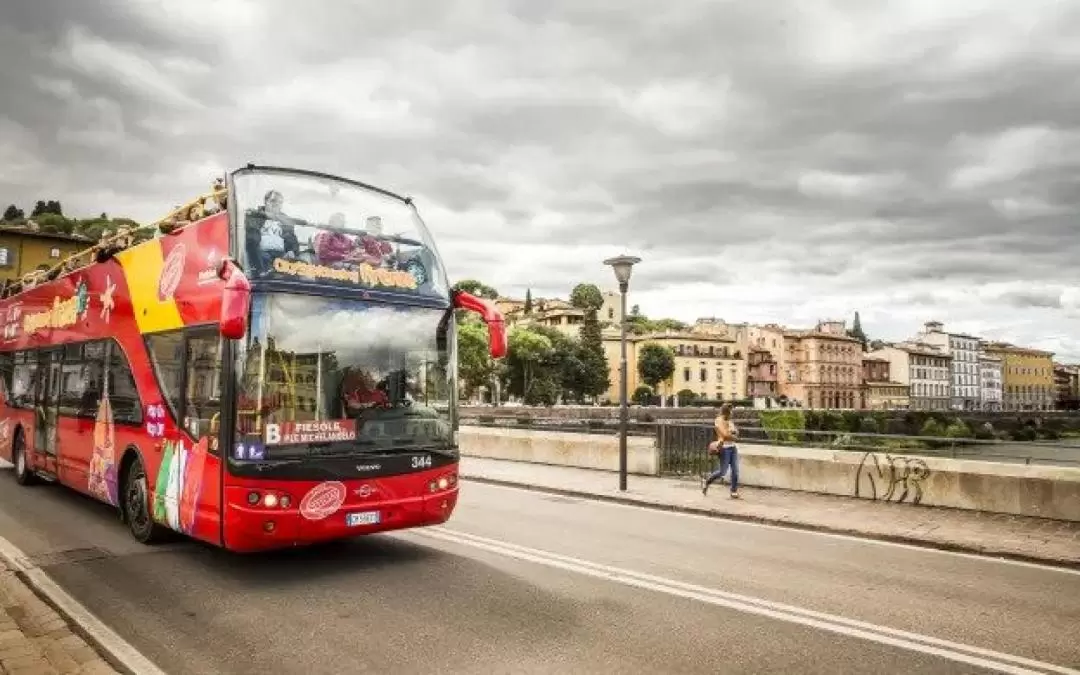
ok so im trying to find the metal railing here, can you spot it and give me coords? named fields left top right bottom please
left=656, top=422, right=1080, bottom=476
left=458, top=414, right=1080, bottom=475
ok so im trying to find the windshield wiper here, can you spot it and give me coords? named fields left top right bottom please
left=406, top=443, right=458, bottom=458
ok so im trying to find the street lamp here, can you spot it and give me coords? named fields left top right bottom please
left=604, top=254, right=641, bottom=492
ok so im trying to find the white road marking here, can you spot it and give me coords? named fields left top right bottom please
left=405, top=526, right=1080, bottom=675
left=0, top=533, right=169, bottom=675
left=460, top=477, right=1080, bottom=577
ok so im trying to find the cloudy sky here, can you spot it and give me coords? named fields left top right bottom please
left=2, top=0, right=1079, bottom=359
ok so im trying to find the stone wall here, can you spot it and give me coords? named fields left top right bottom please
left=459, top=425, right=1080, bottom=521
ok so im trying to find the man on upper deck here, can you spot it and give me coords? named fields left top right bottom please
left=244, top=189, right=301, bottom=275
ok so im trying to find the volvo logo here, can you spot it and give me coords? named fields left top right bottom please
left=354, top=485, right=375, bottom=497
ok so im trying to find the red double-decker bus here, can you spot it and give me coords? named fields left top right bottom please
left=0, top=165, right=506, bottom=552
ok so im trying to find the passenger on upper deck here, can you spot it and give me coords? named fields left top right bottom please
left=244, top=189, right=301, bottom=275
left=312, top=212, right=359, bottom=268
left=356, top=216, right=393, bottom=267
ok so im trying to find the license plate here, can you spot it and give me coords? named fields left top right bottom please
left=346, top=511, right=380, bottom=527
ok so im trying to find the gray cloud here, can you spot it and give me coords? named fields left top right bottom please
left=1, top=0, right=1079, bottom=359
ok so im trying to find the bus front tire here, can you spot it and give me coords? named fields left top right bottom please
left=12, top=431, right=37, bottom=486
left=122, top=456, right=167, bottom=545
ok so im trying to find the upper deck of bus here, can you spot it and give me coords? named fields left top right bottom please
left=0, top=166, right=454, bottom=351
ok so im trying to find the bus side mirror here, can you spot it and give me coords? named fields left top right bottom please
left=218, top=258, right=251, bottom=340
left=453, top=290, right=507, bottom=359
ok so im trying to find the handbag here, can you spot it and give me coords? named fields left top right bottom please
left=707, top=440, right=721, bottom=455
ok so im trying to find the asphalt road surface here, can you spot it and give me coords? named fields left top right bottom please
left=1, top=467, right=1078, bottom=674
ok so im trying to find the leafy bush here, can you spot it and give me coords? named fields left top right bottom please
left=759, top=409, right=806, bottom=444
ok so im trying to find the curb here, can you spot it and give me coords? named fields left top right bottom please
left=461, top=474, right=1080, bottom=572
left=0, top=539, right=168, bottom=675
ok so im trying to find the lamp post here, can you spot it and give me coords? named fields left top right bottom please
left=604, top=254, right=641, bottom=492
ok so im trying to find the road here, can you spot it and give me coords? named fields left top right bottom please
left=1, top=466, right=1078, bottom=674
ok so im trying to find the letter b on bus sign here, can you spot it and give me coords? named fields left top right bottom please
left=265, top=423, right=281, bottom=445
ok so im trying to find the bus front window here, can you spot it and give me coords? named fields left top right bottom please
left=231, top=167, right=449, bottom=299
left=232, top=293, right=455, bottom=462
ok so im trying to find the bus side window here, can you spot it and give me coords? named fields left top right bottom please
left=0, top=352, right=12, bottom=401
left=105, top=343, right=143, bottom=425
left=145, top=332, right=184, bottom=423
left=11, top=355, right=38, bottom=409
left=185, top=334, right=222, bottom=454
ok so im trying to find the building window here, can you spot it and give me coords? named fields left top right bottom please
left=49, top=247, right=61, bottom=258
left=0, top=248, right=8, bottom=266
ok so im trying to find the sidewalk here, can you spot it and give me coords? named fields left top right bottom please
left=459, top=457, right=1080, bottom=568
left=0, top=559, right=118, bottom=675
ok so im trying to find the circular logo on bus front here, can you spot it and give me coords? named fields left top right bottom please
left=300, top=481, right=346, bottom=521
left=158, top=244, right=187, bottom=301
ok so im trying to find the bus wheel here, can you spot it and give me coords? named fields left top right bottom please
left=123, top=456, right=167, bottom=544
left=12, top=431, right=37, bottom=486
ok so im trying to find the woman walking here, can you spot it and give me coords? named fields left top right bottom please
left=703, top=404, right=740, bottom=499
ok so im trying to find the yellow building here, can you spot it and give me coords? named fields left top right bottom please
left=601, top=328, right=747, bottom=404
left=0, top=225, right=91, bottom=282
left=982, top=342, right=1055, bottom=410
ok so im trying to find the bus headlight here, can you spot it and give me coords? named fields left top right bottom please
left=263, top=493, right=279, bottom=508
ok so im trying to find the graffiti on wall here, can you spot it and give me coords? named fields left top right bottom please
left=854, top=451, right=930, bottom=505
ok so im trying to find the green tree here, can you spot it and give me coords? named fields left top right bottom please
left=457, top=319, right=499, bottom=399
left=452, top=279, right=499, bottom=299
left=2, top=205, right=23, bottom=221
left=31, top=200, right=62, bottom=217
left=504, top=327, right=555, bottom=404
left=524, top=289, right=533, bottom=314
left=570, top=282, right=610, bottom=400
left=631, top=385, right=653, bottom=406
left=569, top=283, right=603, bottom=311
left=847, top=311, right=868, bottom=350
left=35, top=213, right=74, bottom=235
left=530, top=325, right=585, bottom=403
left=637, top=342, right=675, bottom=390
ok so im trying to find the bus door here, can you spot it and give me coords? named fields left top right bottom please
left=32, top=349, right=61, bottom=477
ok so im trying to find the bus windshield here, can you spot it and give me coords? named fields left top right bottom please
left=233, top=293, right=456, bottom=461
left=232, top=167, right=449, bottom=299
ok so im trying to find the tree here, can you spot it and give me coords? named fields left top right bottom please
left=457, top=319, right=499, bottom=400
left=452, top=279, right=499, bottom=300
left=504, top=327, right=556, bottom=405
left=31, top=200, right=62, bottom=217
left=847, top=311, right=868, bottom=350
left=569, top=282, right=610, bottom=400
left=2, top=205, right=23, bottom=221
left=530, top=325, right=586, bottom=403
left=638, top=342, right=675, bottom=391
left=524, top=289, right=533, bottom=314
left=569, top=283, right=603, bottom=311
left=632, top=385, right=653, bottom=406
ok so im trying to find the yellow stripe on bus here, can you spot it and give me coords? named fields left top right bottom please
left=115, top=240, right=185, bottom=334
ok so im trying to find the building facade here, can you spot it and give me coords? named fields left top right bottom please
left=779, top=320, right=864, bottom=409
left=1053, top=363, right=1079, bottom=409
left=600, top=328, right=747, bottom=404
left=981, top=342, right=1055, bottom=410
left=978, top=352, right=1003, bottom=411
left=914, top=321, right=981, bottom=410
left=746, top=347, right=779, bottom=398
left=869, top=342, right=950, bottom=410
left=861, top=356, right=909, bottom=409
left=0, top=225, right=91, bottom=283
